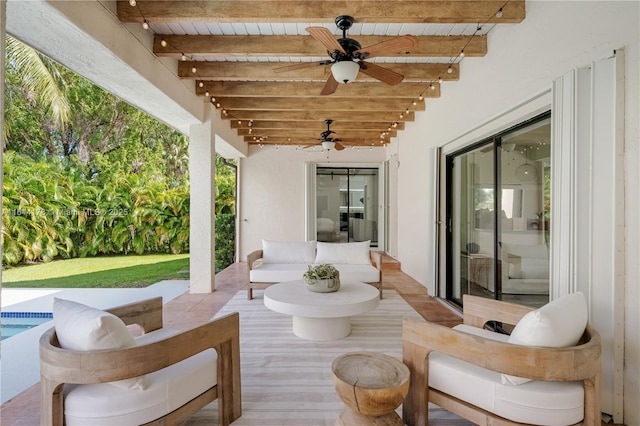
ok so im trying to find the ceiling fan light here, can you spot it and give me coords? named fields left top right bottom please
left=322, top=141, right=336, bottom=150
left=331, top=61, right=359, bottom=84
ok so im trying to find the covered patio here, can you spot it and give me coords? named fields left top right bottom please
left=1, top=1, right=638, bottom=425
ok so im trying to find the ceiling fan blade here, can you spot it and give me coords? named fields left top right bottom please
left=320, top=75, right=339, bottom=95
left=359, top=61, right=404, bottom=85
left=334, top=142, right=345, bottom=151
left=354, top=35, right=418, bottom=60
left=273, top=60, right=331, bottom=74
left=306, top=27, right=347, bottom=54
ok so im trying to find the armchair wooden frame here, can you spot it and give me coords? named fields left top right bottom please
left=402, top=295, right=601, bottom=426
left=39, top=297, right=242, bottom=426
left=246, top=249, right=384, bottom=300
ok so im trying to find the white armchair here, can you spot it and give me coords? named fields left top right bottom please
left=402, top=293, right=601, bottom=426
left=40, top=297, right=242, bottom=426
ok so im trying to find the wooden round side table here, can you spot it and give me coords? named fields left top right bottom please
left=331, top=352, right=410, bottom=426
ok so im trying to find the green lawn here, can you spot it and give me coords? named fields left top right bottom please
left=2, top=254, right=190, bottom=288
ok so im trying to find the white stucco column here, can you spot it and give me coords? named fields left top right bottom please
left=189, top=114, right=216, bottom=293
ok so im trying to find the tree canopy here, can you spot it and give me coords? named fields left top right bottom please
left=5, top=36, right=193, bottom=187
left=3, top=36, right=236, bottom=267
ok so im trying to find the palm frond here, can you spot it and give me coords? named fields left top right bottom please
left=6, top=36, right=70, bottom=129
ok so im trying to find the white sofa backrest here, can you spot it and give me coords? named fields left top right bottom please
left=262, top=240, right=316, bottom=264
left=315, top=241, right=371, bottom=265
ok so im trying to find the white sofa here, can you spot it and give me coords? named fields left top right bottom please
left=247, top=240, right=383, bottom=300
left=501, top=243, right=550, bottom=294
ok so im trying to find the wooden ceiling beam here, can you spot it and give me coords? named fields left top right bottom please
left=230, top=120, right=405, bottom=131
left=154, top=35, right=486, bottom=58
left=118, top=1, right=525, bottom=24
left=214, top=97, right=424, bottom=111
left=221, top=110, right=414, bottom=122
left=198, top=81, right=439, bottom=98
left=246, top=137, right=390, bottom=146
left=180, top=62, right=459, bottom=82
left=237, top=128, right=396, bottom=138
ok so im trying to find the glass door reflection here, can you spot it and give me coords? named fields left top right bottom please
left=316, top=167, right=378, bottom=246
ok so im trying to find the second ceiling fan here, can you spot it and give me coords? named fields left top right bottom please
left=305, top=119, right=366, bottom=151
left=273, top=15, right=418, bottom=95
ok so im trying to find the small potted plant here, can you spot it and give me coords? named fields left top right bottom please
left=303, top=263, right=340, bottom=293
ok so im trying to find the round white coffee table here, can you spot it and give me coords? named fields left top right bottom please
left=264, top=281, right=380, bottom=341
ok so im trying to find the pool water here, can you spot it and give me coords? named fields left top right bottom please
left=1, top=313, right=53, bottom=340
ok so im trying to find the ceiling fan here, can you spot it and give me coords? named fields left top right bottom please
left=305, top=119, right=363, bottom=151
left=273, top=15, right=418, bottom=95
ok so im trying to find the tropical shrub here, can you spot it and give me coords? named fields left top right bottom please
left=2, top=152, right=191, bottom=265
left=3, top=37, right=236, bottom=268
left=215, top=213, right=235, bottom=272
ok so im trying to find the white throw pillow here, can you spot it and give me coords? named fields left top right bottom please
left=314, top=241, right=371, bottom=265
left=501, top=292, right=588, bottom=385
left=53, top=298, right=146, bottom=390
left=262, top=240, right=317, bottom=264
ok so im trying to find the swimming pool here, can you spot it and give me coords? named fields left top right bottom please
left=1, top=312, right=53, bottom=340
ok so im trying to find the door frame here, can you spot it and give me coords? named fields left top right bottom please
left=305, top=162, right=385, bottom=248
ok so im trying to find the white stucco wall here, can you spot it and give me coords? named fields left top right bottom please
left=392, top=1, right=639, bottom=423
left=238, top=146, right=385, bottom=258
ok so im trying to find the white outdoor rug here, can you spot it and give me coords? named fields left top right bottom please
left=180, top=289, right=473, bottom=425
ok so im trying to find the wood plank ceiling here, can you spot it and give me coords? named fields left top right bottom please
left=116, top=1, right=525, bottom=150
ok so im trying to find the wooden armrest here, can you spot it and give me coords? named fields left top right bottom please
left=369, top=250, right=383, bottom=270
left=462, top=294, right=534, bottom=328
left=40, top=312, right=240, bottom=385
left=403, top=317, right=601, bottom=381
left=107, top=297, right=163, bottom=333
left=247, top=249, right=263, bottom=271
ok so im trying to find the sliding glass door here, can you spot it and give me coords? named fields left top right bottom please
left=446, top=142, right=497, bottom=306
left=446, top=113, right=551, bottom=308
left=316, top=167, right=379, bottom=246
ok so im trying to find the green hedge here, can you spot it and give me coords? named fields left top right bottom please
left=215, top=213, right=235, bottom=272
left=3, top=152, right=237, bottom=269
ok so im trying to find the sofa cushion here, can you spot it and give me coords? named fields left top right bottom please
left=315, top=241, right=371, bottom=265
left=503, top=292, right=588, bottom=385
left=429, top=325, right=584, bottom=425
left=250, top=263, right=308, bottom=283
left=53, top=298, right=146, bottom=390
left=262, top=240, right=316, bottom=264
left=64, top=349, right=217, bottom=426
left=332, top=264, right=380, bottom=283
left=250, top=263, right=380, bottom=284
